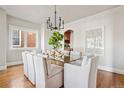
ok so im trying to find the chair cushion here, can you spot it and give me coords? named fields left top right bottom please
left=47, top=64, right=63, bottom=78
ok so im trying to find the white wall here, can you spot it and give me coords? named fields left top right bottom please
left=0, top=8, right=7, bottom=70
left=41, top=24, right=49, bottom=51
left=41, top=23, right=52, bottom=51
left=113, top=7, right=124, bottom=70
left=6, top=15, right=41, bottom=65
left=63, top=6, right=124, bottom=71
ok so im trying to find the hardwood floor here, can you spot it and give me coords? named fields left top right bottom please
left=0, top=65, right=124, bottom=88
left=97, top=70, right=124, bottom=88
left=0, top=65, right=34, bottom=88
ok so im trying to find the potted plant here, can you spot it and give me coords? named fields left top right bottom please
left=48, top=31, right=64, bottom=58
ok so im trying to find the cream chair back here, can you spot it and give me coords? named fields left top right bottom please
left=81, top=56, right=88, bottom=66
left=33, top=54, right=47, bottom=88
left=22, top=51, right=29, bottom=77
left=64, top=56, right=91, bottom=88
left=88, top=56, right=99, bottom=88
left=71, top=51, right=81, bottom=56
left=26, top=52, right=36, bottom=85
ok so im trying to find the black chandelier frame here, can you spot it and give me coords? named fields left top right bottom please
left=46, top=5, right=64, bottom=31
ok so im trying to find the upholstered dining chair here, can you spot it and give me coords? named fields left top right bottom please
left=26, top=52, right=36, bottom=85
left=64, top=56, right=90, bottom=88
left=22, top=51, right=29, bottom=78
left=64, top=56, right=98, bottom=88
left=33, top=54, right=64, bottom=88
left=88, top=56, right=99, bottom=88
left=70, top=51, right=81, bottom=56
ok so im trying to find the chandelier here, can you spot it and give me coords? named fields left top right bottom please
left=46, top=5, right=64, bottom=31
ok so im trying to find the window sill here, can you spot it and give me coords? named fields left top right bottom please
left=10, top=47, right=38, bottom=50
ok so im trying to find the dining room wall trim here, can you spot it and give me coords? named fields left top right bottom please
left=6, top=61, right=23, bottom=67
left=98, top=65, right=124, bottom=75
left=0, top=65, right=7, bottom=71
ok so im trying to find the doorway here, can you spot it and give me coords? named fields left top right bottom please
left=64, top=30, right=73, bottom=51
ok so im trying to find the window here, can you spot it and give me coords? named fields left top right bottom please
left=27, top=32, right=36, bottom=47
left=11, top=30, right=24, bottom=48
left=9, top=25, right=38, bottom=49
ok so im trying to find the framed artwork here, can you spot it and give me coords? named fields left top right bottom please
left=85, top=26, right=104, bottom=55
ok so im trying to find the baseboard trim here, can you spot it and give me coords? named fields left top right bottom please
left=98, top=65, right=124, bottom=75
left=0, top=65, right=7, bottom=71
left=4, top=62, right=124, bottom=75
left=7, top=61, right=23, bottom=67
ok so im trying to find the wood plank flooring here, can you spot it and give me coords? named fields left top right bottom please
left=0, top=65, right=124, bottom=88
left=97, top=70, right=124, bottom=88
left=0, top=65, right=34, bottom=88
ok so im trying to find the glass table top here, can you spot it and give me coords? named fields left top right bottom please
left=47, top=55, right=81, bottom=66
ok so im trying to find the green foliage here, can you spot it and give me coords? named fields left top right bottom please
left=48, top=31, right=63, bottom=49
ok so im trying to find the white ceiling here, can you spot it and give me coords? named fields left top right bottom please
left=0, top=5, right=119, bottom=24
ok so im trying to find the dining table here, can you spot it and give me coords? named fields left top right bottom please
left=47, top=55, right=81, bottom=67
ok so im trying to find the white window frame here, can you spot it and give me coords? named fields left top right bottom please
left=9, top=25, right=39, bottom=50
left=11, top=29, right=22, bottom=48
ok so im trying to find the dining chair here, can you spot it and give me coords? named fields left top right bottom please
left=33, top=54, right=64, bottom=88
left=64, top=56, right=98, bottom=88
left=26, top=52, right=36, bottom=85
left=88, top=56, right=99, bottom=88
left=22, top=51, right=29, bottom=78
left=64, top=56, right=90, bottom=88
left=70, top=51, right=82, bottom=58
left=32, top=49, right=42, bottom=54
